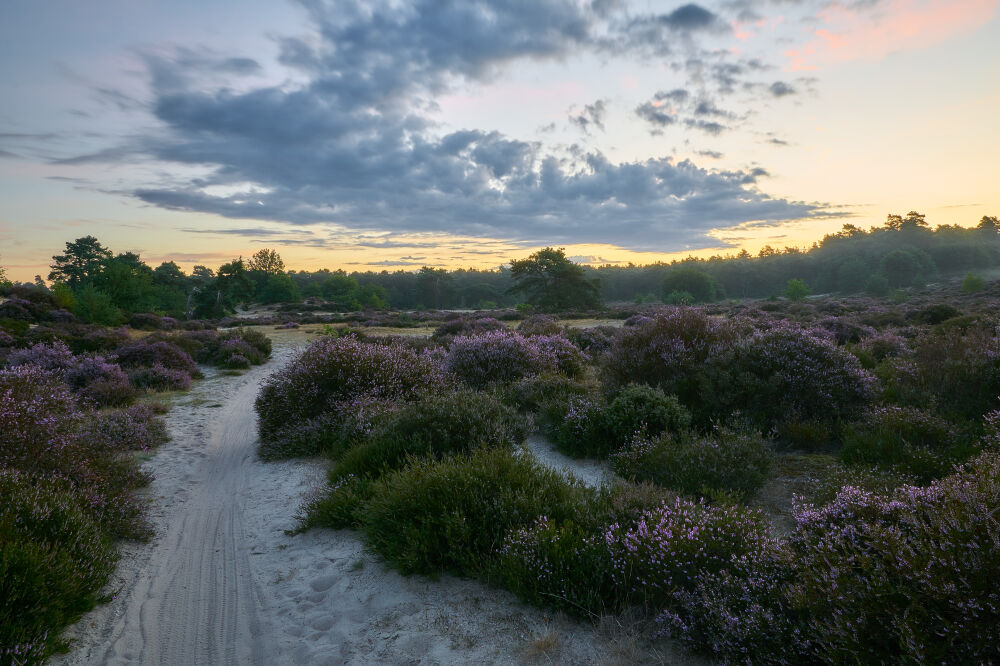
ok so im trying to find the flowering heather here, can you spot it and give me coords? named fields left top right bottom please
left=601, top=307, right=740, bottom=403
left=87, top=404, right=169, bottom=452
left=65, top=355, right=137, bottom=407
left=707, top=325, right=875, bottom=427
left=603, top=497, right=773, bottom=608
left=0, top=295, right=33, bottom=320
left=517, top=314, right=564, bottom=337
left=817, top=316, right=876, bottom=345
left=0, top=329, right=14, bottom=347
left=113, top=339, right=199, bottom=377
left=657, top=550, right=803, bottom=664
left=128, top=363, right=193, bottom=392
left=0, top=364, right=150, bottom=538
left=6, top=340, right=78, bottom=372
left=431, top=316, right=506, bottom=340
left=564, top=325, right=617, bottom=356
left=445, top=331, right=556, bottom=388
left=256, top=336, right=446, bottom=458
left=856, top=329, right=910, bottom=362
left=787, top=452, right=1000, bottom=664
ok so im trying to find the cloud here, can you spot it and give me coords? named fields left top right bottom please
left=768, top=81, right=797, bottom=97
left=65, top=0, right=833, bottom=253
left=661, top=4, right=723, bottom=30
left=569, top=99, right=608, bottom=133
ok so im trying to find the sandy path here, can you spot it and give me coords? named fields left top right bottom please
left=55, top=331, right=699, bottom=665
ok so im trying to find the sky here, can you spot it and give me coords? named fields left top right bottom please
left=1, top=0, right=998, bottom=282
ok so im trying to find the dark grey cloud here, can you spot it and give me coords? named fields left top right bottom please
left=635, top=102, right=676, bottom=127
left=66, top=0, right=832, bottom=253
left=570, top=99, right=608, bottom=133
left=769, top=81, right=797, bottom=97
left=696, top=149, right=723, bottom=159
left=180, top=226, right=310, bottom=237
left=662, top=4, right=722, bottom=30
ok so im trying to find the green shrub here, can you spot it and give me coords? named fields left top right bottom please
left=961, top=272, right=986, bottom=293
left=805, top=463, right=916, bottom=507
left=360, top=448, right=587, bottom=576
left=611, top=427, right=773, bottom=500
left=505, top=371, right=590, bottom=415
left=0, top=471, right=117, bottom=661
left=603, top=384, right=691, bottom=442
left=330, top=389, right=528, bottom=481
left=840, top=406, right=974, bottom=483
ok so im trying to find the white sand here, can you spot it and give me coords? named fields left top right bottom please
left=53, top=330, right=700, bottom=665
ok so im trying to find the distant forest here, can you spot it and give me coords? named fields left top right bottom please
left=4, top=212, right=999, bottom=321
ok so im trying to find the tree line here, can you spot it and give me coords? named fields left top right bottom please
left=3, top=212, right=997, bottom=320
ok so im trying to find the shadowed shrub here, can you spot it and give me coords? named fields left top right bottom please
left=611, top=426, right=773, bottom=500
left=256, top=337, right=445, bottom=459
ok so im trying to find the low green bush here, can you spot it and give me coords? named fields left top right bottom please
left=360, top=448, right=587, bottom=576
left=840, top=406, right=975, bottom=483
left=0, top=471, right=117, bottom=661
left=611, top=427, right=773, bottom=500
left=330, top=389, right=528, bottom=482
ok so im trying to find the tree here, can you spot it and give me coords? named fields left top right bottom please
left=0, top=257, right=8, bottom=286
left=246, top=248, right=285, bottom=275
left=662, top=266, right=724, bottom=303
left=415, top=267, right=454, bottom=309
left=508, top=247, right=601, bottom=312
left=880, top=246, right=936, bottom=288
left=48, top=236, right=112, bottom=287
left=783, top=278, right=811, bottom=301
left=977, top=216, right=999, bottom=234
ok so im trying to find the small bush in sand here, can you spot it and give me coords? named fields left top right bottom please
left=611, top=426, right=773, bottom=500
left=330, top=389, right=528, bottom=483
left=113, top=339, right=200, bottom=378
left=127, top=363, right=193, bottom=392
left=255, top=336, right=446, bottom=459
left=360, top=448, right=587, bottom=576
left=87, top=404, right=169, bottom=452
left=0, top=470, right=117, bottom=663
left=516, top=314, right=564, bottom=337
left=603, top=384, right=691, bottom=443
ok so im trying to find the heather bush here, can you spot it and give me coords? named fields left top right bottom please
left=431, top=316, right=506, bottom=340
left=0, top=470, right=117, bottom=662
left=657, top=550, right=803, bottom=664
left=527, top=334, right=586, bottom=378
left=445, top=331, right=555, bottom=388
left=549, top=395, right=610, bottom=457
left=6, top=340, right=78, bottom=372
left=895, top=328, right=1000, bottom=420
left=360, top=448, right=587, bottom=576
left=256, top=337, right=445, bottom=458
left=505, top=371, right=590, bottom=415
left=564, top=324, right=617, bottom=355
left=817, top=316, right=875, bottom=344
left=0, top=365, right=152, bottom=537
left=65, top=356, right=137, bottom=407
left=129, top=312, right=172, bottom=330
left=603, top=384, right=691, bottom=443
left=0, top=329, right=14, bottom=347
left=223, top=353, right=252, bottom=369
left=219, top=327, right=271, bottom=360
left=330, top=389, right=528, bottom=483
left=113, top=339, right=199, bottom=377
left=705, top=326, right=875, bottom=428
left=603, top=497, right=773, bottom=608
left=839, top=406, right=974, bottom=482
left=611, top=427, right=773, bottom=500
left=805, top=462, right=916, bottom=507
left=497, top=481, right=675, bottom=615
left=87, top=404, right=169, bottom=452
left=786, top=452, right=1000, bottom=664
left=127, top=363, right=193, bottom=392
left=600, top=308, right=740, bottom=404
left=517, top=314, right=563, bottom=337
left=855, top=329, right=909, bottom=365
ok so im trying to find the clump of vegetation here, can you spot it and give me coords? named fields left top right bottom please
left=611, top=426, right=773, bottom=500
left=255, top=336, right=446, bottom=459
left=839, top=406, right=974, bottom=482
left=444, top=331, right=564, bottom=388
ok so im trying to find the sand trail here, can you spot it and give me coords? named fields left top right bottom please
left=54, top=331, right=698, bottom=665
